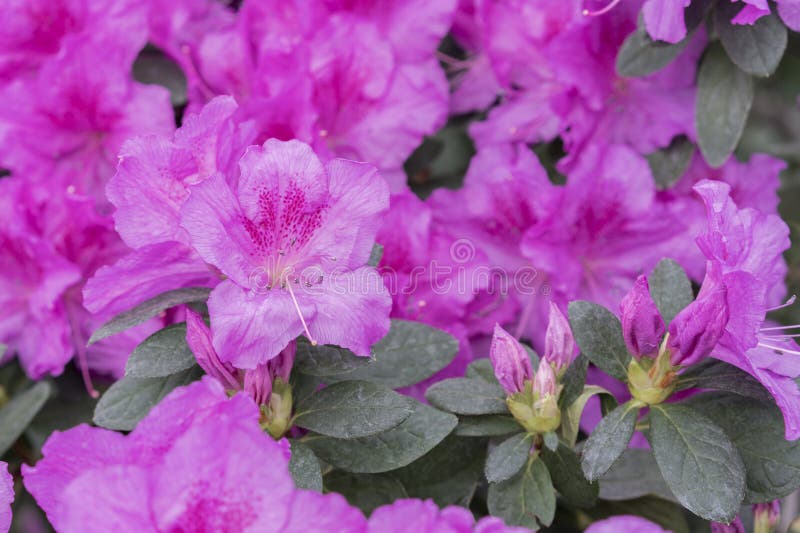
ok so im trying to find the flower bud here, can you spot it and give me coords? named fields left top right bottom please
left=667, top=262, right=729, bottom=366
left=620, top=275, right=665, bottom=359
left=490, top=324, right=534, bottom=395
left=710, top=518, right=745, bottom=533
left=544, top=302, right=577, bottom=373
left=533, top=359, right=557, bottom=399
left=507, top=361, right=561, bottom=434
left=261, top=377, right=293, bottom=440
left=626, top=345, right=677, bottom=405
left=185, top=307, right=240, bottom=390
left=753, top=501, right=780, bottom=533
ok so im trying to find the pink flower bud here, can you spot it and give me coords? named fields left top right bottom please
left=185, top=307, right=240, bottom=391
left=544, top=302, right=576, bottom=371
left=710, top=517, right=744, bottom=533
left=753, top=501, right=780, bottom=533
left=490, top=324, right=533, bottom=395
left=620, top=275, right=665, bottom=359
left=533, top=359, right=557, bottom=398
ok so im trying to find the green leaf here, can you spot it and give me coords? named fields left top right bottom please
left=598, top=449, right=675, bottom=502
left=288, top=440, right=323, bottom=492
left=324, top=471, right=407, bottom=515
left=559, top=354, right=589, bottom=409
left=540, top=442, right=599, bottom=508
left=391, top=434, right=487, bottom=507
left=488, top=457, right=556, bottom=528
left=561, top=385, right=615, bottom=447
left=305, top=401, right=457, bottom=473
left=647, top=137, right=696, bottom=190
left=425, top=378, right=508, bottom=415
left=125, top=323, right=196, bottom=378
left=326, top=320, right=458, bottom=389
left=368, top=243, right=384, bottom=267
left=715, top=3, right=787, bottom=77
left=684, top=392, right=800, bottom=502
left=93, top=366, right=203, bottom=431
left=132, top=47, right=187, bottom=106
left=294, top=342, right=372, bottom=377
left=465, top=358, right=499, bottom=384
left=676, top=359, right=771, bottom=402
left=581, top=401, right=641, bottom=481
left=696, top=43, right=754, bottom=167
left=485, top=432, right=532, bottom=483
left=0, top=344, right=6, bottom=359
left=648, top=403, right=746, bottom=522
left=616, top=28, right=689, bottom=78
left=294, top=381, right=414, bottom=439
left=568, top=301, right=630, bottom=381
left=542, top=432, right=559, bottom=452
left=455, top=415, right=521, bottom=437
left=648, top=258, right=694, bottom=325
left=89, top=287, right=211, bottom=344
left=0, top=382, right=51, bottom=455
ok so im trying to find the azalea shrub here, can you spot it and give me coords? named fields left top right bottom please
left=2, top=0, right=800, bottom=532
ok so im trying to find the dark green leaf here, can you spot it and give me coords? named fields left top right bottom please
left=0, top=382, right=51, bottom=455
left=616, top=28, right=689, bottom=77
left=568, top=301, right=630, bottom=381
left=696, top=44, right=754, bottom=167
left=305, top=401, right=457, bottom=473
left=327, top=320, right=458, bottom=389
left=294, top=342, right=372, bottom=377
left=391, top=434, right=487, bottom=507
left=648, top=258, right=694, bottom=325
left=599, top=449, right=675, bottom=502
left=649, top=403, right=746, bottom=522
left=93, top=366, right=203, bottom=431
left=289, top=440, right=323, bottom=492
left=455, top=415, right=521, bottom=437
left=485, top=432, right=531, bottom=483
left=684, top=392, right=800, bottom=502
left=581, top=401, right=641, bottom=480
left=425, top=378, right=508, bottom=415
left=676, top=359, right=771, bottom=402
left=294, top=381, right=413, bottom=439
left=465, top=358, right=499, bottom=383
left=647, top=137, right=696, bottom=190
left=133, top=47, right=187, bottom=106
left=125, top=323, right=196, bottom=378
left=324, top=471, right=407, bottom=515
left=89, top=287, right=211, bottom=344
left=559, top=354, right=589, bottom=409
left=368, top=243, right=384, bottom=267
left=715, top=3, right=787, bottom=77
left=488, top=457, right=556, bottom=528
left=541, top=443, right=599, bottom=508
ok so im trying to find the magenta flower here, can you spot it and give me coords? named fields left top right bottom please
left=585, top=515, right=669, bottom=533
left=367, top=498, right=529, bottom=532
left=0, top=0, right=148, bottom=84
left=671, top=180, right=800, bottom=438
left=0, top=461, right=12, bottom=533
left=83, top=96, right=254, bottom=318
left=490, top=324, right=534, bottom=395
left=23, top=377, right=365, bottom=532
left=620, top=275, right=666, bottom=360
left=0, top=37, right=173, bottom=207
left=179, top=139, right=391, bottom=367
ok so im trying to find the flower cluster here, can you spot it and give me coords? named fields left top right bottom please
left=0, top=0, right=798, bottom=532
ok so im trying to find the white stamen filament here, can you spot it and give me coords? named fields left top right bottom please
left=766, top=295, right=797, bottom=312
left=757, top=341, right=800, bottom=356
left=286, top=279, right=317, bottom=346
left=582, top=0, right=622, bottom=16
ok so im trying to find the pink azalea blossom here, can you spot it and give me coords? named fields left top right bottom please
left=367, top=499, right=529, bottom=533
left=670, top=180, right=800, bottom=439
left=23, top=377, right=365, bottom=533
left=585, top=515, right=669, bottom=533
left=179, top=139, right=391, bottom=367
left=0, top=36, right=173, bottom=208
left=0, top=462, right=12, bottom=533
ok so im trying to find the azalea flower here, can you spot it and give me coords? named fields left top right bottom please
left=670, top=180, right=800, bottom=439
left=0, top=462, right=11, bottom=533
left=23, top=377, right=365, bottom=533
left=366, top=498, right=529, bottom=532
left=179, top=139, right=391, bottom=367
left=584, top=515, right=669, bottom=533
